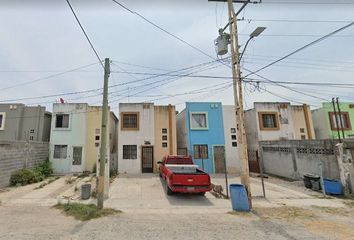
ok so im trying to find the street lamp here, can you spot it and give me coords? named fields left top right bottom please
left=239, top=27, right=266, bottom=61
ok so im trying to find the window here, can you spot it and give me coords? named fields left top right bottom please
left=53, top=145, right=67, bottom=159
left=231, top=135, right=236, bottom=140
left=162, top=135, right=167, bottom=141
left=162, top=142, right=168, bottom=148
left=0, top=112, right=5, bottom=130
left=329, top=112, right=352, bottom=130
left=300, top=128, right=305, bottom=133
left=258, top=112, right=279, bottom=130
left=95, top=136, right=100, bottom=141
left=231, top=128, right=236, bottom=133
left=55, top=114, right=69, bottom=128
left=232, top=142, right=237, bottom=147
left=29, top=136, right=34, bottom=141
left=123, top=145, right=137, bottom=159
left=190, top=113, right=208, bottom=129
left=193, top=145, right=208, bottom=159
left=121, top=113, right=139, bottom=130
left=301, top=135, right=306, bottom=140
left=162, top=128, right=167, bottom=134
left=95, top=142, right=99, bottom=147
left=95, top=129, right=100, bottom=134
left=30, top=129, right=35, bottom=134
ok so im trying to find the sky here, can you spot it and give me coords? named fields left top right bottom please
left=0, top=0, right=354, bottom=115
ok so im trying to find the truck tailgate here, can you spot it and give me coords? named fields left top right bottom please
left=171, top=173, right=210, bottom=186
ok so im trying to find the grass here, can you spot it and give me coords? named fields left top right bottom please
left=54, top=203, right=121, bottom=221
left=34, top=176, right=60, bottom=190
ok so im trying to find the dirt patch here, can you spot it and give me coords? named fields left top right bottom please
left=306, top=220, right=354, bottom=240
left=254, top=206, right=315, bottom=221
left=227, top=211, right=255, bottom=218
left=311, top=206, right=352, bottom=216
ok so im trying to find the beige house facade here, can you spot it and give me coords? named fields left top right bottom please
left=245, top=102, right=315, bottom=152
left=118, top=103, right=177, bottom=174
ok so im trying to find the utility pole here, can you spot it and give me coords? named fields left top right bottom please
left=97, top=58, right=110, bottom=209
left=226, top=0, right=252, bottom=208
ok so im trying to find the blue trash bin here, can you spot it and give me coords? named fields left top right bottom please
left=229, top=184, right=250, bottom=212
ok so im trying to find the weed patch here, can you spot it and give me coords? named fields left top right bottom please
left=54, top=203, right=121, bottom=221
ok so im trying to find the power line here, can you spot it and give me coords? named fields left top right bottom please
left=110, top=0, right=217, bottom=61
left=241, top=18, right=354, bottom=23
left=0, top=62, right=100, bottom=92
left=65, top=0, right=104, bottom=69
left=262, top=1, right=354, bottom=5
left=243, top=67, right=329, bottom=101
left=245, top=22, right=354, bottom=78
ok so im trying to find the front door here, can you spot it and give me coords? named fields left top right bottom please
left=142, top=146, right=153, bottom=173
left=72, top=146, right=83, bottom=172
left=213, top=146, right=226, bottom=173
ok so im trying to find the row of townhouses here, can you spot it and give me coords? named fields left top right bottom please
left=1, top=101, right=353, bottom=175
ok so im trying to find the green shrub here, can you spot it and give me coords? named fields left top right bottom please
left=10, top=169, right=38, bottom=186
left=34, top=160, right=53, bottom=178
left=10, top=160, right=53, bottom=186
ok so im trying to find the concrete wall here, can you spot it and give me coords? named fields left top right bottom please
left=0, top=104, right=51, bottom=142
left=291, top=105, right=315, bottom=140
left=222, top=105, right=240, bottom=173
left=312, top=108, right=329, bottom=139
left=153, top=105, right=177, bottom=172
left=245, top=109, right=258, bottom=151
left=0, top=141, right=49, bottom=188
left=118, top=103, right=154, bottom=173
left=49, top=103, right=88, bottom=174
left=259, top=140, right=339, bottom=180
left=176, top=109, right=188, bottom=152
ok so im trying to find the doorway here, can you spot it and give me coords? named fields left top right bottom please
left=72, top=146, right=83, bottom=172
left=213, top=146, right=226, bottom=173
left=142, top=146, right=153, bottom=173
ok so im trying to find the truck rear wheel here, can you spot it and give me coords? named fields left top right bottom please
left=166, top=184, right=173, bottom=195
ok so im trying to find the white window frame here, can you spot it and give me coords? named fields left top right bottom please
left=0, top=112, right=6, bottom=130
left=54, top=113, right=70, bottom=130
left=190, top=112, right=209, bottom=130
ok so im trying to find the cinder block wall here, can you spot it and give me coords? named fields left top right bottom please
left=259, top=140, right=339, bottom=180
left=0, top=141, right=49, bottom=188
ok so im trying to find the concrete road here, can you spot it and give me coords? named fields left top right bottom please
left=104, top=174, right=346, bottom=213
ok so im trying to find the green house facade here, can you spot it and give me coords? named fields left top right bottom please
left=312, top=102, right=354, bottom=139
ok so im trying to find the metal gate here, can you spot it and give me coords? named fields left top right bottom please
left=213, top=146, right=226, bottom=173
left=142, top=146, right=153, bottom=173
left=248, top=150, right=260, bottom=173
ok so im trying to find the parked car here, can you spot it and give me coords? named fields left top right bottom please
left=158, top=155, right=211, bottom=195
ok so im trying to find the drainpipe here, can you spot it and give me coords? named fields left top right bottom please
left=336, top=97, right=345, bottom=140
left=332, top=98, right=342, bottom=143
left=302, top=104, right=313, bottom=140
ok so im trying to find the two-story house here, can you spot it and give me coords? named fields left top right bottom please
left=49, top=103, right=118, bottom=174
left=0, top=103, right=51, bottom=142
left=312, top=102, right=354, bottom=139
left=245, top=102, right=315, bottom=152
left=176, top=102, right=226, bottom=174
left=117, top=103, right=177, bottom=174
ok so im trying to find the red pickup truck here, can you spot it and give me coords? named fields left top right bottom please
left=158, top=155, right=211, bottom=195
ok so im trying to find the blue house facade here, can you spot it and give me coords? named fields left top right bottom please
left=176, top=102, right=226, bottom=174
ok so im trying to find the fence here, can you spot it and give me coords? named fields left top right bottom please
left=259, top=140, right=339, bottom=180
left=0, top=141, right=49, bottom=188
